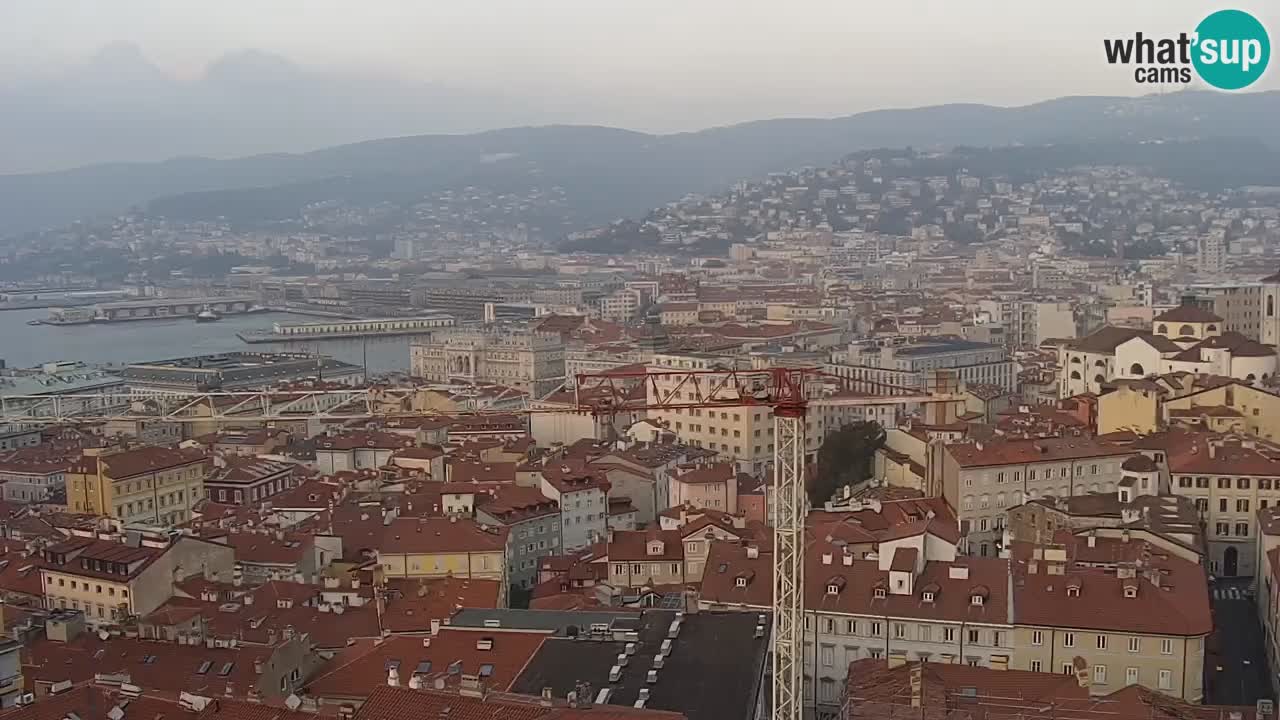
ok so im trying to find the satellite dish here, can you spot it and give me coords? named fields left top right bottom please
left=285, top=695, right=302, bottom=711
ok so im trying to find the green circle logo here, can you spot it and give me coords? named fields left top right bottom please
left=1192, top=9, right=1270, bottom=90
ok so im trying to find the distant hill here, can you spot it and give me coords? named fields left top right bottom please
left=4, top=90, right=1280, bottom=236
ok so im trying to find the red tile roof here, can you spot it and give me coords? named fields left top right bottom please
left=608, top=528, right=684, bottom=562
left=701, top=541, right=1010, bottom=625
left=477, top=485, right=558, bottom=524
left=1012, top=536, right=1211, bottom=637
left=378, top=517, right=507, bottom=555
left=94, top=446, right=208, bottom=479
left=355, top=685, right=683, bottom=720
left=1153, top=305, right=1223, bottom=323
left=946, top=436, right=1132, bottom=468
left=306, top=630, right=546, bottom=701
left=23, top=635, right=269, bottom=696
left=672, top=463, right=734, bottom=486
left=2, top=686, right=184, bottom=720
left=380, top=577, right=502, bottom=634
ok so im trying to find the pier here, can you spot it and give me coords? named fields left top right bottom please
left=238, top=314, right=455, bottom=344
left=92, top=296, right=258, bottom=322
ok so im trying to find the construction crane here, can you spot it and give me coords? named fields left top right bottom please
left=0, top=366, right=960, bottom=720
left=572, top=365, right=960, bottom=720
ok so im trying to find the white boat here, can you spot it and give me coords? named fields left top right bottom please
left=195, top=305, right=221, bottom=323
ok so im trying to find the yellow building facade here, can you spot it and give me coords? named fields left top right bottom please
left=66, top=446, right=208, bottom=526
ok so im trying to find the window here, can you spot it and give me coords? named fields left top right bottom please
left=1096, top=634, right=1108, bottom=650
left=1160, top=639, right=1174, bottom=655
left=1128, top=637, right=1140, bottom=653
left=1063, top=632, right=1075, bottom=648
left=1063, top=663, right=1075, bottom=676
left=967, top=629, right=979, bottom=644
left=1032, top=631, right=1043, bottom=646
left=918, top=626, right=931, bottom=642
left=1158, top=669, right=1172, bottom=690
left=1216, top=522, right=1230, bottom=536
left=894, top=623, right=906, bottom=639
left=1263, top=479, right=1274, bottom=490
left=1236, top=522, right=1250, bottom=537
left=1239, top=478, right=1251, bottom=490
left=1238, top=499, right=1250, bottom=513
left=1031, top=660, right=1042, bottom=673
left=1218, top=478, right=1231, bottom=489
left=820, top=645, right=834, bottom=667
left=1179, top=477, right=1191, bottom=488
left=870, top=622, right=882, bottom=636
left=1196, top=477, right=1209, bottom=488
left=1220, top=498, right=1228, bottom=512
left=943, top=627, right=956, bottom=643
left=1126, top=667, right=1139, bottom=685
left=1093, top=665, right=1107, bottom=684
left=992, top=631, right=1004, bottom=647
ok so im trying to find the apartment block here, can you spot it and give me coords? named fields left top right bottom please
left=941, top=436, right=1134, bottom=556
left=65, top=446, right=209, bottom=527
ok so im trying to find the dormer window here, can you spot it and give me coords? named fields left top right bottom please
left=970, top=594, right=984, bottom=606
left=922, top=591, right=935, bottom=603
left=735, top=577, right=748, bottom=588
left=1066, top=585, right=1081, bottom=597
left=827, top=584, right=841, bottom=595
left=1123, top=585, right=1137, bottom=598
left=873, top=587, right=886, bottom=599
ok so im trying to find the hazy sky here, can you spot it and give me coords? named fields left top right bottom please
left=3, top=0, right=1279, bottom=131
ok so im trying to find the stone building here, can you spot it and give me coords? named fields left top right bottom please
left=410, top=326, right=565, bottom=397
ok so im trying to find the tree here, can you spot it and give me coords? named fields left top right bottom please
left=808, top=421, right=886, bottom=507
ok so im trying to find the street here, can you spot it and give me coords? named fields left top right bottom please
left=1206, top=579, right=1274, bottom=706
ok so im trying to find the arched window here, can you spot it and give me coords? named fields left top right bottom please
left=1094, top=360, right=1106, bottom=368
left=1070, top=371, right=1081, bottom=380
left=1179, top=324, right=1194, bottom=336
left=1130, top=363, right=1145, bottom=376
left=1094, top=374, right=1105, bottom=385
left=1269, top=295, right=1275, bottom=317
left=1247, top=374, right=1257, bottom=382
left=1070, top=356, right=1082, bottom=364
left=1158, top=324, right=1168, bottom=334
left=1207, top=324, right=1218, bottom=332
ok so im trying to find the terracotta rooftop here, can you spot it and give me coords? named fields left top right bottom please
left=946, top=436, right=1132, bottom=468
left=354, top=685, right=683, bottom=720
left=1153, top=305, right=1223, bottom=324
left=306, top=630, right=547, bottom=701
left=379, top=517, right=507, bottom=555
left=1012, top=536, right=1211, bottom=637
